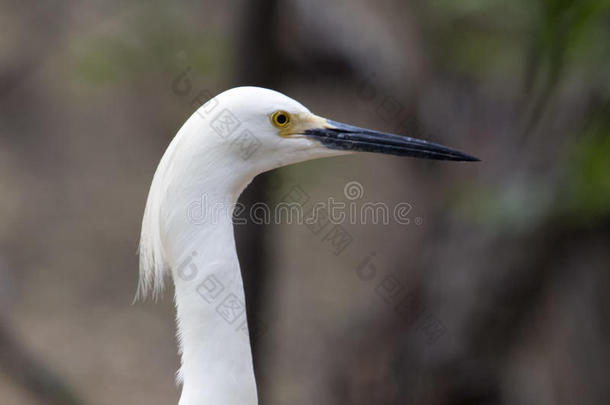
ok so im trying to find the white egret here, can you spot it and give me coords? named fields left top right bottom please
left=138, top=86, right=477, bottom=405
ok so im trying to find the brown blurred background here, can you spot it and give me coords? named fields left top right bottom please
left=1, top=0, right=609, bottom=404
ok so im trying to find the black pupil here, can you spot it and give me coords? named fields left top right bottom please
left=276, top=114, right=287, bottom=124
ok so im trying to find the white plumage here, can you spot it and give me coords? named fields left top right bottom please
left=138, top=86, right=476, bottom=404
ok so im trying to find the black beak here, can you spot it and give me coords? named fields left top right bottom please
left=305, top=120, right=479, bottom=162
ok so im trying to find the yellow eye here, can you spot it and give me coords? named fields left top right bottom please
left=271, top=111, right=291, bottom=128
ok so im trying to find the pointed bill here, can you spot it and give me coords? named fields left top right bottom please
left=302, top=118, right=479, bottom=162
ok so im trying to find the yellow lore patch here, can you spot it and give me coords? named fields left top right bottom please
left=272, top=112, right=332, bottom=138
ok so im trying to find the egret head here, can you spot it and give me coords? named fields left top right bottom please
left=138, top=86, right=478, bottom=298
left=188, top=86, right=477, bottom=178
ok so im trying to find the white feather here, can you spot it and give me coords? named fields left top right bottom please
left=137, top=87, right=348, bottom=404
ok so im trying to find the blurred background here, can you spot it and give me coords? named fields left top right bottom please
left=1, top=0, right=609, bottom=404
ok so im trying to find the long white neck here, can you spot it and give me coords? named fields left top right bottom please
left=171, top=165, right=258, bottom=404
left=167, top=165, right=258, bottom=404
left=173, top=201, right=257, bottom=405
left=139, top=110, right=261, bottom=404
left=139, top=92, right=340, bottom=404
